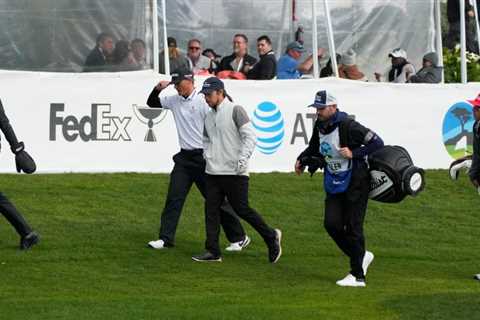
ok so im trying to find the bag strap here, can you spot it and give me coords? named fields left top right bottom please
left=339, top=117, right=354, bottom=148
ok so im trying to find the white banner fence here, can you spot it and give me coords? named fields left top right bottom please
left=0, top=70, right=478, bottom=173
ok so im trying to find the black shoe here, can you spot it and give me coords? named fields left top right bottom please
left=20, top=231, right=40, bottom=250
left=268, top=229, right=282, bottom=263
left=192, top=252, right=222, bottom=262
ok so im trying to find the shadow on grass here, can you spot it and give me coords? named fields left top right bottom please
left=383, top=293, right=480, bottom=320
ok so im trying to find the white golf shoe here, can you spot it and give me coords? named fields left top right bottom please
left=148, top=239, right=166, bottom=249
left=362, top=251, right=374, bottom=275
left=336, top=274, right=366, bottom=287
left=474, top=274, right=480, bottom=280
left=225, top=235, right=251, bottom=252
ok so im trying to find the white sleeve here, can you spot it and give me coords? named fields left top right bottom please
left=159, top=95, right=175, bottom=110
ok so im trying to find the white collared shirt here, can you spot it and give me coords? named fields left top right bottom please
left=160, top=89, right=209, bottom=150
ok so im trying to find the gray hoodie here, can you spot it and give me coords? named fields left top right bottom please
left=409, top=52, right=443, bottom=84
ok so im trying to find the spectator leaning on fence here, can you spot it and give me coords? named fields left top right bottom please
left=374, top=48, right=415, bottom=83
left=245, top=35, right=277, bottom=80
left=338, top=49, right=367, bottom=81
left=159, top=37, right=190, bottom=75
left=186, top=39, right=212, bottom=75
left=407, top=52, right=442, bottom=84
left=84, top=32, right=114, bottom=72
left=218, top=34, right=257, bottom=76
left=277, top=41, right=326, bottom=80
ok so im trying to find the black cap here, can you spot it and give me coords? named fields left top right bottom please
left=170, top=68, right=193, bottom=85
left=200, top=77, right=225, bottom=94
left=167, top=37, right=177, bottom=48
left=203, top=48, right=221, bottom=58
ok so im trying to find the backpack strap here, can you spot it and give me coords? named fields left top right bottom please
left=339, top=117, right=354, bottom=148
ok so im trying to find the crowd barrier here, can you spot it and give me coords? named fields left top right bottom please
left=0, top=70, right=477, bottom=173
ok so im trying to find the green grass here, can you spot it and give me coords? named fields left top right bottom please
left=0, top=171, right=479, bottom=319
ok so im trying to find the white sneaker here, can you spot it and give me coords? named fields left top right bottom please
left=225, top=235, right=251, bottom=252
left=148, top=239, right=166, bottom=249
left=474, top=274, right=480, bottom=280
left=362, top=251, right=374, bottom=275
left=336, top=274, right=366, bottom=287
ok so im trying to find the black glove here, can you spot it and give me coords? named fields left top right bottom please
left=299, top=155, right=325, bottom=177
left=11, top=142, right=36, bottom=174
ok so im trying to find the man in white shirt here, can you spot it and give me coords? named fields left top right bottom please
left=146, top=69, right=250, bottom=251
left=192, top=77, right=282, bottom=263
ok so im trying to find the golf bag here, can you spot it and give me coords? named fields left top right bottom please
left=367, top=146, right=425, bottom=203
left=299, top=118, right=425, bottom=203
left=448, top=155, right=472, bottom=180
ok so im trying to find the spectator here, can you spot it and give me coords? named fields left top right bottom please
left=131, top=38, right=147, bottom=69
left=202, top=48, right=221, bottom=73
left=218, top=34, right=257, bottom=77
left=84, top=32, right=114, bottom=72
left=186, top=39, right=212, bottom=75
left=112, top=40, right=140, bottom=71
left=320, top=54, right=341, bottom=78
left=159, top=37, right=189, bottom=75
left=277, top=41, right=325, bottom=79
left=446, top=0, right=478, bottom=53
left=374, top=48, right=415, bottom=83
left=245, top=35, right=276, bottom=80
left=338, top=49, right=367, bottom=81
left=408, top=52, right=442, bottom=84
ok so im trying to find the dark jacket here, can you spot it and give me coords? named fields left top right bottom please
left=469, top=120, right=480, bottom=181
left=247, top=50, right=277, bottom=80
left=218, top=53, right=257, bottom=73
left=84, top=47, right=109, bottom=72
left=0, top=99, right=21, bottom=149
left=408, top=66, right=442, bottom=83
left=409, top=52, right=442, bottom=84
left=447, top=0, right=473, bottom=23
left=297, top=111, right=384, bottom=191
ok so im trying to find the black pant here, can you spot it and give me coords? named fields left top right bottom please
left=0, top=192, right=32, bottom=237
left=205, top=174, right=276, bottom=257
left=323, top=168, right=370, bottom=279
left=159, top=150, right=245, bottom=246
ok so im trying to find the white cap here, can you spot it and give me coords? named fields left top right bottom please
left=388, top=48, right=407, bottom=59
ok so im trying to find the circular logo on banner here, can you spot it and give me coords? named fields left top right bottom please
left=252, top=101, right=285, bottom=155
left=442, top=101, right=475, bottom=159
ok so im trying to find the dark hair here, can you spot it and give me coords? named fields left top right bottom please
left=234, top=34, right=248, bottom=43
left=257, top=35, right=271, bottom=45
left=113, top=40, right=130, bottom=64
left=96, top=32, right=113, bottom=46
left=131, top=38, right=145, bottom=48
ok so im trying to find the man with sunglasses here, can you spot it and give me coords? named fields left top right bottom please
left=146, top=68, right=250, bottom=252
left=186, top=39, right=212, bottom=74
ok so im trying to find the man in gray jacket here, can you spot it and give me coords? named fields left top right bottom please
left=408, top=52, right=442, bottom=84
left=192, top=77, right=282, bottom=263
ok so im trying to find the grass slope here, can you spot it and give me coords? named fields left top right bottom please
left=0, top=171, right=479, bottom=319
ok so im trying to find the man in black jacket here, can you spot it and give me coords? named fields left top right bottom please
left=84, top=32, right=114, bottom=72
left=469, top=95, right=480, bottom=281
left=295, top=90, right=383, bottom=287
left=0, top=99, right=38, bottom=250
left=218, top=34, right=257, bottom=76
left=245, top=35, right=276, bottom=80
left=446, top=0, right=478, bottom=53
